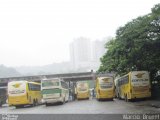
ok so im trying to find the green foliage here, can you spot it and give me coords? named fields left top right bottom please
left=98, top=4, right=160, bottom=79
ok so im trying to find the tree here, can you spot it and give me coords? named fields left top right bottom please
left=98, top=4, right=160, bottom=80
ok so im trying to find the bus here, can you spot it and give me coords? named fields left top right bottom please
left=8, top=81, right=41, bottom=108
left=95, top=77, right=115, bottom=100
left=41, top=78, right=69, bottom=106
left=75, top=82, right=90, bottom=100
left=115, top=71, right=151, bottom=101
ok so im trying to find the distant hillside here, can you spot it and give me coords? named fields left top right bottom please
left=15, top=62, right=75, bottom=76
left=15, top=62, right=91, bottom=76
left=0, top=65, right=21, bottom=78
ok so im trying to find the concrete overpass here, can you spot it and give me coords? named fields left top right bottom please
left=0, top=71, right=115, bottom=88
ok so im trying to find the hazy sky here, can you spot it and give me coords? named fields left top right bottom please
left=0, top=0, right=159, bottom=67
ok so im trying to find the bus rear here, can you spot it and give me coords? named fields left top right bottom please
left=8, top=81, right=28, bottom=106
left=76, top=82, right=90, bottom=100
left=96, top=77, right=115, bottom=100
left=130, top=71, right=151, bottom=99
left=41, top=79, right=66, bottom=105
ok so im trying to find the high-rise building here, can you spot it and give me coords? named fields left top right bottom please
left=69, top=37, right=92, bottom=69
left=92, top=40, right=106, bottom=62
left=70, top=37, right=108, bottom=71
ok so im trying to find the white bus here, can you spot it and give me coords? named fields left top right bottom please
left=41, top=78, right=69, bottom=106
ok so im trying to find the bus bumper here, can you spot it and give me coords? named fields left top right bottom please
left=42, top=97, right=63, bottom=104
left=77, top=94, right=89, bottom=99
left=98, top=94, right=114, bottom=99
left=131, top=93, right=151, bottom=99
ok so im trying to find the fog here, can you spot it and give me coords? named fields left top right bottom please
left=0, top=0, right=159, bottom=68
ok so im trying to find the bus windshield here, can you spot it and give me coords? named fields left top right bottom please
left=100, top=83, right=113, bottom=89
left=131, top=72, right=150, bottom=86
left=77, top=83, right=88, bottom=91
left=131, top=79, right=149, bottom=86
left=99, top=78, right=113, bottom=89
left=42, top=81, right=59, bottom=87
left=78, top=87, right=87, bottom=91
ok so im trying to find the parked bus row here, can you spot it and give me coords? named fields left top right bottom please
left=95, top=71, right=151, bottom=101
left=7, top=78, right=69, bottom=108
left=3, top=70, right=152, bottom=108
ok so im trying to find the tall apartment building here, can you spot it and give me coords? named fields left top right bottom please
left=92, top=40, right=106, bottom=63
left=69, top=37, right=92, bottom=69
left=70, top=37, right=107, bottom=71
left=92, top=40, right=106, bottom=69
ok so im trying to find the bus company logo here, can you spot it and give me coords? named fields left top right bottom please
left=135, top=73, right=145, bottom=78
left=102, top=78, right=110, bottom=82
left=12, top=83, right=21, bottom=88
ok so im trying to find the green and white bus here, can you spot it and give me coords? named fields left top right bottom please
left=41, top=78, right=69, bottom=106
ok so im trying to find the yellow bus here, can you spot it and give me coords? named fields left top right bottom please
left=8, top=81, right=41, bottom=108
left=75, top=82, right=90, bottom=100
left=115, top=71, right=151, bottom=101
left=96, top=77, right=115, bottom=100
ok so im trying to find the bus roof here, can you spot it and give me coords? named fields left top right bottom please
left=97, top=76, right=113, bottom=80
left=8, top=80, right=40, bottom=85
left=41, top=78, right=63, bottom=81
left=115, top=71, right=149, bottom=81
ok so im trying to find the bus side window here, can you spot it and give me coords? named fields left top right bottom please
left=28, top=83, right=31, bottom=91
left=28, top=83, right=40, bottom=91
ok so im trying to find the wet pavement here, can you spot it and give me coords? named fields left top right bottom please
left=0, top=98, right=160, bottom=114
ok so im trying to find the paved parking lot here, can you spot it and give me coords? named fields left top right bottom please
left=0, top=99, right=160, bottom=114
